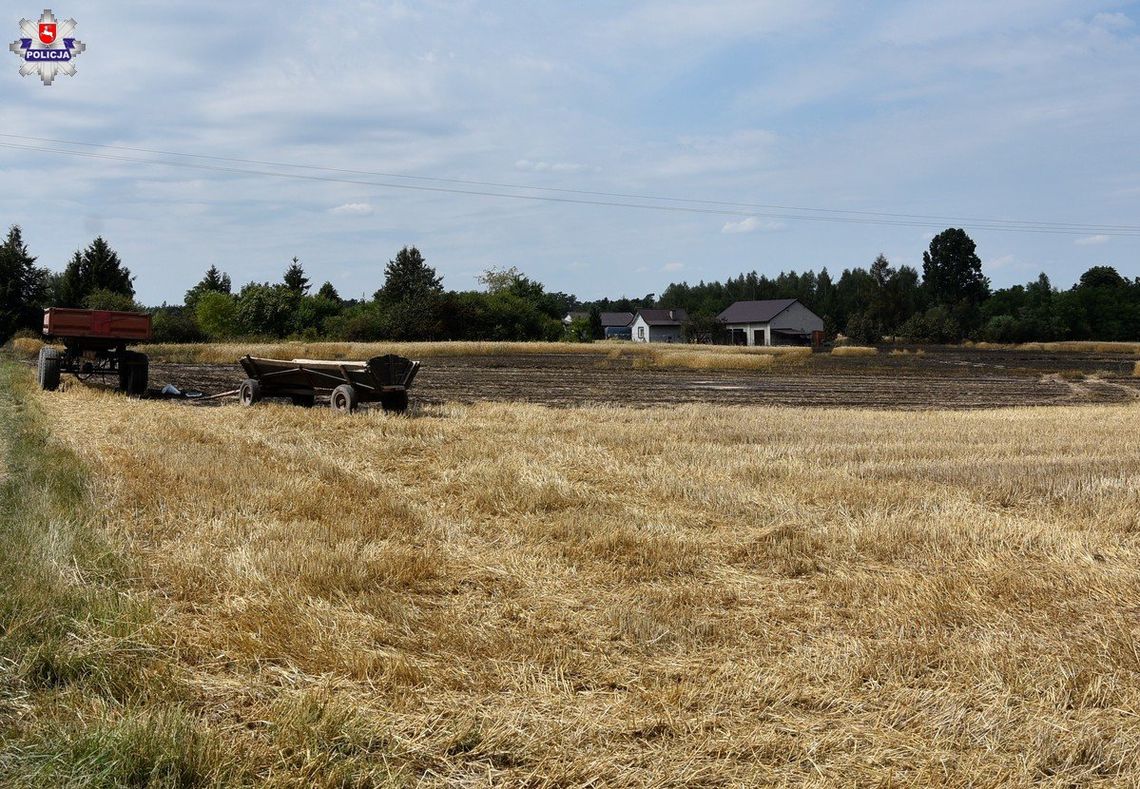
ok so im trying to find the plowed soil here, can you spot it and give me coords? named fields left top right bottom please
left=138, top=346, right=1140, bottom=411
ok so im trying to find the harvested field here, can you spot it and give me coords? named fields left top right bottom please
left=9, top=363, right=1140, bottom=786
left=133, top=344, right=1140, bottom=410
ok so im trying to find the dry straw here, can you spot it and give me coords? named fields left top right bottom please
left=141, top=340, right=816, bottom=367
left=971, top=340, right=1140, bottom=354
left=31, top=382, right=1140, bottom=785
left=9, top=337, right=44, bottom=358
left=831, top=345, right=878, bottom=357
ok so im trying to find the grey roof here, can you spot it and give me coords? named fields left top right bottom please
left=636, top=308, right=688, bottom=326
left=600, top=311, right=634, bottom=327
left=716, top=299, right=798, bottom=324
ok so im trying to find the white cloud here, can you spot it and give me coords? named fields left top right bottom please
left=662, top=262, right=684, bottom=272
left=720, top=217, right=785, bottom=234
left=1075, top=234, right=1110, bottom=246
left=329, top=203, right=374, bottom=216
left=514, top=159, right=592, bottom=173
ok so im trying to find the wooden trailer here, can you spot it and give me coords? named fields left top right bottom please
left=237, top=354, right=420, bottom=413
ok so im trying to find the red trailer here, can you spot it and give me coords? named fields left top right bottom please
left=38, top=307, right=152, bottom=394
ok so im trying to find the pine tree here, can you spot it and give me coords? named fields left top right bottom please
left=57, top=236, right=134, bottom=307
left=376, top=246, right=442, bottom=302
left=0, top=225, right=39, bottom=340
left=184, top=265, right=232, bottom=309
left=283, top=256, right=310, bottom=295
left=316, top=281, right=341, bottom=303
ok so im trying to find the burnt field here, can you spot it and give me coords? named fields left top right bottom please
left=142, top=345, right=1140, bottom=410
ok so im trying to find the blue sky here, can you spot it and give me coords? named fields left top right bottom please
left=2, top=1, right=1139, bottom=305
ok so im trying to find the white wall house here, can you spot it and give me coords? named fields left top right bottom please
left=717, top=299, right=824, bottom=346
left=630, top=308, right=687, bottom=343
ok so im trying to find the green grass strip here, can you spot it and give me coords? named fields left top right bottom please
left=0, top=360, right=243, bottom=788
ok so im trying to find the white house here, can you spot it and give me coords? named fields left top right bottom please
left=631, top=308, right=687, bottom=343
left=716, top=299, right=824, bottom=346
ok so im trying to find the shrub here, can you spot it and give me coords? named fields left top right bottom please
left=151, top=308, right=205, bottom=344
left=981, top=315, right=1027, bottom=344
left=195, top=292, right=239, bottom=339
left=83, top=289, right=143, bottom=312
left=844, top=311, right=881, bottom=345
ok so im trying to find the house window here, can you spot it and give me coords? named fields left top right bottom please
left=638, top=326, right=645, bottom=340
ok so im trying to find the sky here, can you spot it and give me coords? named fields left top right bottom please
left=1, top=1, right=1139, bottom=306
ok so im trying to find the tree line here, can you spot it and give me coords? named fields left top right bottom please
left=1, top=224, right=1137, bottom=344
left=662, top=228, right=1140, bottom=344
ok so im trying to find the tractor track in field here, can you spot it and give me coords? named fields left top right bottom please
left=131, top=347, right=1140, bottom=411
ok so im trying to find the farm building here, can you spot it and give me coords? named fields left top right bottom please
left=562, top=311, right=588, bottom=326
left=631, top=308, right=688, bottom=343
left=601, top=311, right=634, bottom=340
left=717, top=299, right=824, bottom=346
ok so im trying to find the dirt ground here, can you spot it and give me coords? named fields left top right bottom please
left=133, top=346, right=1140, bottom=411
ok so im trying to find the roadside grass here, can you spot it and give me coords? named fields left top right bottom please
left=0, top=361, right=411, bottom=787
left=0, top=359, right=235, bottom=786
left=831, top=345, right=878, bottom=356
left=31, top=376, right=1140, bottom=785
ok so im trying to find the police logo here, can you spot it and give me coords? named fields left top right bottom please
left=10, top=9, right=85, bottom=86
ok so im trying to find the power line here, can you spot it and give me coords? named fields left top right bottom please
left=2, top=136, right=1138, bottom=237
left=8, top=131, right=1140, bottom=234
left=3, top=131, right=1137, bottom=233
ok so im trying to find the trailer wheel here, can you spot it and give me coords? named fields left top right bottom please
left=37, top=347, right=61, bottom=391
left=290, top=393, right=315, bottom=408
left=239, top=379, right=262, bottom=407
left=380, top=390, right=408, bottom=414
left=119, top=351, right=149, bottom=396
left=330, top=384, right=358, bottom=413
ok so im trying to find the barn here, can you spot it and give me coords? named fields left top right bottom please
left=630, top=308, right=687, bottom=343
left=717, top=299, right=824, bottom=346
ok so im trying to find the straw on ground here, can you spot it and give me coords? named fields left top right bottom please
left=7, top=373, right=1139, bottom=785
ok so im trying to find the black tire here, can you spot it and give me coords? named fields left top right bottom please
left=37, top=347, right=61, bottom=391
left=380, top=389, right=408, bottom=414
left=119, top=351, right=148, bottom=396
left=239, top=379, right=262, bottom=407
left=330, top=384, right=358, bottom=413
left=290, top=393, right=315, bottom=408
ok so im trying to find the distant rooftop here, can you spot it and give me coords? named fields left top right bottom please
left=717, top=299, right=798, bottom=324
left=637, top=308, right=688, bottom=326
left=600, top=311, right=634, bottom=327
